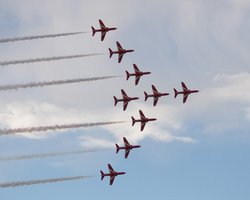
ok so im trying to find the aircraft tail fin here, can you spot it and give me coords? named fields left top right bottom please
left=91, top=26, right=96, bottom=36
left=115, top=144, right=120, bottom=154
left=174, top=88, right=178, bottom=98
left=131, top=116, right=136, bottom=126
left=109, top=48, right=113, bottom=58
left=144, top=91, right=149, bottom=101
left=126, top=71, right=130, bottom=80
left=113, top=96, right=118, bottom=106
left=100, top=170, right=105, bottom=180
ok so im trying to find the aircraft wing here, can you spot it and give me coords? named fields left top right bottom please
left=110, top=175, right=115, bottom=185
left=183, top=94, right=189, bottom=103
left=139, top=110, right=146, bottom=120
left=101, top=31, right=107, bottom=41
left=118, top=53, right=124, bottom=63
left=135, top=75, right=141, bottom=85
left=123, top=137, right=130, bottom=147
left=99, top=19, right=106, bottom=29
left=123, top=101, right=129, bottom=111
left=125, top=149, right=131, bottom=159
left=153, top=96, right=159, bottom=106
left=133, top=64, right=140, bottom=73
left=152, top=85, right=158, bottom=94
left=108, top=164, right=115, bottom=173
left=116, top=41, right=123, bottom=51
left=121, top=89, right=128, bottom=98
left=141, top=121, right=146, bottom=131
left=181, top=82, right=188, bottom=92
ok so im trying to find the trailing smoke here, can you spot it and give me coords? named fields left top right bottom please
left=0, top=121, right=126, bottom=136
left=0, top=53, right=103, bottom=66
left=0, top=175, right=93, bottom=188
left=0, top=31, right=86, bottom=43
left=0, top=148, right=111, bottom=162
left=0, top=76, right=120, bottom=91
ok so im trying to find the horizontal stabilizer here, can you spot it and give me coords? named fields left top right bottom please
left=144, top=91, right=149, bottom=101
left=131, top=116, right=136, bottom=126
left=113, top=96, right=118, bottom=106
left=91, top=26, right=96, bottom=36
left=115, top=144, right=120, bottom=154
left=100, top=170, right=105, bottom=180
left=174, top=88, right=178, bottom=98
left=126, top=71, right=130, bottom=80
left=109, top=48, right=113, bottom=58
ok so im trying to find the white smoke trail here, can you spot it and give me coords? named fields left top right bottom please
left=0, top=121, right=126, bottom=136
left=0, top=175, right=93, bottom=188
left=0, top=148, right=111, bottom=162
left=0, top=53, right=104, bottom=66
left=0, top=76, right=120, bottom=91
left=0, top=31, right=86, bottom=43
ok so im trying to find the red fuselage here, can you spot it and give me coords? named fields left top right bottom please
left=177, top=89, right=199, bottom=95
left=131, top=71, right=151, bottom=77
left=95, top=27, right=117, bottom=33
left=147, top=92, right=169, bottom=98
left=113, top=49, right=134, bottom=54
left=118, top=145, right=141, bottom=150
left=103, top=171, right=126, bottom=177
left=134, top=117, right=157, bottom=123
left=117, top=96, right=139, bottom=102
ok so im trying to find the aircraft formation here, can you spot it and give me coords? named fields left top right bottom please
left=92, top=19, right=199, bottom=185
left=0, top=19, right=199, bottom=188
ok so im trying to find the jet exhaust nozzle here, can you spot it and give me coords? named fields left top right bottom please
left=115, top=144, right=120, bottom=154
left=91, top=26, right=96, bottom=36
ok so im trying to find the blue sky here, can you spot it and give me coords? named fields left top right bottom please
left=0, top=0, right=249, bottom=199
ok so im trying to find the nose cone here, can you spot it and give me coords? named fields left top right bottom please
left=152, top=118, right=157, bottom=121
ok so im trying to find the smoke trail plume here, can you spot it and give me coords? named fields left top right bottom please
left=0, top=53, right=103, bottom=66
left=0, top=121, right=125, bottom=136
left=0, top=175, right=93, bottom=188
left=0, top=76, right=120, bottom=91
left=0, top=31, right=86, bottom=43
left=0, top=148, right=111, bottom=162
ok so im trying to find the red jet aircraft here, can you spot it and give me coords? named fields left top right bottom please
left=109, top=41, right=134, bottom=63
left=116, top=137, right=141, bottom=159
left=114, top=89, right=139, bottom=111
left=91, top=19, right=117, bottom=41
left=144, top=85, right=169, bottom=106
left=126, top=64, right=151, bottom=85
left=174, top=82, right=199, bottom=103
left=100, top=164, right=126, bottom=185
left=131, top=110, right=157, bottom=131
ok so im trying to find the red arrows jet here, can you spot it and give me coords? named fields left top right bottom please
left=100, top=164, right=126, bottom=185
left=109, top=41, right=134, bottom=63
left=91, top=19, right=117, bottom=41
left=144, top=85, right=169, bottom=106
left=174, top=82, right=199, bottom=103
left=131, top=110, right=157, bottom=131
left=116, top=137, right=141, bottom=159
left=126, top=64, right=151, bottom=85
left=114, top=89, right=139, bottom=111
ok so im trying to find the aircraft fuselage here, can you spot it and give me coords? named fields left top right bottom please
left=103, top=172, right=126, bottom=177
left=95, top=27, right=117, bottom=32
